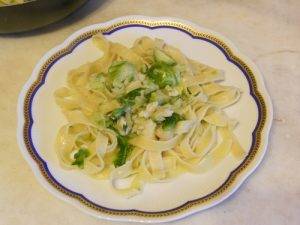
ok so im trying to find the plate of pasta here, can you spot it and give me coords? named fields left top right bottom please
left=17, top=16, right=272, bottom=223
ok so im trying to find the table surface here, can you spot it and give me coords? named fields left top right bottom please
left=0, top=1, right=299, bottom=225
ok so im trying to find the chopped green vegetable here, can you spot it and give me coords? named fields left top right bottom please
left=149, top=90, right=170, bottom=104
left=146, top=63, right=181, bottom=88
left=110, top=107, right=127, bottom=121
left=108, top=61, right=136, bottom=88
left=125, top=88, right=144, bottom=100
left=107, top=88, right=144, bottom=131
left=154, top=49, right=176, bottom=65
left=114, top=135, right=132, bottom=167
left=162, top=113, right=184, bottom=130
left=89, top=73, right=106, bottom=90
left=119, top=88, right=144, bottom=106
left=72, top=148, right=90, bottom=168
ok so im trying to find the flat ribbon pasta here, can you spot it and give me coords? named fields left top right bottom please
left=56, top=123, right=117, bottom=175
left=54, top=34, right=246, bottom=198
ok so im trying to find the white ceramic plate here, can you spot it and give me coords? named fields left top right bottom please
left=17, top=16, right=273, bottom=223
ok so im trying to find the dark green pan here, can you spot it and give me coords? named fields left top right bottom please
left=0, top=0, right=89, bottom=34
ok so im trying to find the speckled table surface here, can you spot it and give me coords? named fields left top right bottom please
left=0, top=1, right=299, bottom=225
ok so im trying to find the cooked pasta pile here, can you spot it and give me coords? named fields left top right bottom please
left=55, top=34, right=245, bottom=197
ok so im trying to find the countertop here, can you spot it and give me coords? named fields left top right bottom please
left=0, top=0, right=299, bottom=225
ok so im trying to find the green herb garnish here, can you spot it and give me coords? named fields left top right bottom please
left=146, top=63, right=181, bottom=88
left=72, top=148, right=90, bottom=168
left=108, top=61, right=136, bottom=88
left=113, top=135, right=132, bottom=167
left=119, top=88, right=144, bottom=106
left=110, top=107, right=127, bottom=121
left=162, top=113, right=184, bottom=130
